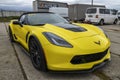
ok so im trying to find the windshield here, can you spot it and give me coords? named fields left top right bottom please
left=86, top=8, right=97, bottom=14
left=27, top=13, right=69, bottom=25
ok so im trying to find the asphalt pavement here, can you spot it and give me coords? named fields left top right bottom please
left=0, top=23, right=120, bottom=80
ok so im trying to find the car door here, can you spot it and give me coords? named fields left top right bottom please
left=118, top=12, right=120, bottom=20
left=17, top=14, right=29, bottom=46
left=99, top=8, right=105, bottom=21
left=111, top=10, right=117, bottom=23
left=104, top=9, right=111, bottom=23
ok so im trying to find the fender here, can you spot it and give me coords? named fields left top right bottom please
left=9, top=25, right=14, bottom=33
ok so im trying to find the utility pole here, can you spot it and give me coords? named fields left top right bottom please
left=0, top=9, right=4, bottom=18
left=91, top=0, right=93, bottom=6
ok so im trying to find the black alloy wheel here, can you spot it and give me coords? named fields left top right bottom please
left=29, top=37, right=47, bottom=72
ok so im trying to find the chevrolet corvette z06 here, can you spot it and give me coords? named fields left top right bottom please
left=9, top=12, right=111, bottom=72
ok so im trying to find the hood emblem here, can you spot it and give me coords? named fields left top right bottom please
left=94, top=41, right=101, bottom=45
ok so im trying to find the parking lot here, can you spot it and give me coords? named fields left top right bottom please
left=0, top=22, right=120, bottom=80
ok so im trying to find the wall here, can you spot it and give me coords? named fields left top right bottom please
left=69, top=4, right=105, bottom=20
left=33, top=0, right=68, bottom=12
left=0, top=10, right=26, bottom=17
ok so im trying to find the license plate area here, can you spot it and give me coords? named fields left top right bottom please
left=88, top=15, right=93, bottom=17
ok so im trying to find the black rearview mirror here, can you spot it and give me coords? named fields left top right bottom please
left=13, top=21, right=23, bottom=27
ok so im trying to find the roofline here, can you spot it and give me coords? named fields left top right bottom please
left=87, top=7, right=106, bottom=9
left=69, top=4, right=105, bottom=6
left=22, top=11, right=54, bottom=15
left=36, top=0, right=68, bottom=5
left=87, top=7, right=118, bottom=10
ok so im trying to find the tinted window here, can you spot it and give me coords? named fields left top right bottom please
left=118, top=12, right=120, bottom=15
left=105, top=9, right=110, bottom=14
left=27, top=13, right=69, bottom=25
left=19, top=15, right=26, bottom=24
left=99, top=9, right=105, bottom=14
left=111, top=10, right=117, bottom=15
left=86, top=8, right=97, bottom=14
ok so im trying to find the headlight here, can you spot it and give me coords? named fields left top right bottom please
left=43, top=32, right=73, bottom=48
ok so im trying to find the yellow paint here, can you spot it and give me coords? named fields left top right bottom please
left=9, top=20, right=111, bottom=71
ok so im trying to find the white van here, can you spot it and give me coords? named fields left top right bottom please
left=117, top=11, right=120, bottom=20
left=85, top=7, right=118, bottom=25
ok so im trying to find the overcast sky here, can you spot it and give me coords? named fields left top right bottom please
left=0, top=0, right=120, bottom=11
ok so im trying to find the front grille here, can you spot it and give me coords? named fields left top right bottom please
left=71, top=49, right=108, bottom=64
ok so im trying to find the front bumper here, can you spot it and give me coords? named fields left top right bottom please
left=48, top=59, right=110, bottom=73
left=85, top=18, right=100, bottom=24
left=44, top=44, right=111, bottom=71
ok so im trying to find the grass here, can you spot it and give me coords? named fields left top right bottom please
left=0, top=16, right=19, bottom=22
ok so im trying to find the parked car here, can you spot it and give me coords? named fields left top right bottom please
left=9, top=12, right=111, bottom=72
left=85, top=7, right=118, bottom=25
left=117, top=11, right=120, bottom=20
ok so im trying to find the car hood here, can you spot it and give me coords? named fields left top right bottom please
left=29, top=23, right=110, bottom=51
left=31, top=23, right=101, bottom=40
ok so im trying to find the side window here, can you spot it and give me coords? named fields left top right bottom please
left=19, top=15, right=26, bottom=24
left=100, top=9, right=105, bottom=14
left=118, top=12, right=120, bottom=15
left=105, top=9, right=110, bottom=14
left=111, top=10, right=117, bottom=15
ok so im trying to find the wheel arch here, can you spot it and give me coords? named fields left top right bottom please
left=28, top=34, right=48, bottom=71
left=27, top=34, right=44, bottom=53
left=8, top=24, right=14, bottom=34
left=113, top=18, right=118, bottom=24
left=27, top=32, right=48, bottom=46
left=100, top=19, right=104, bottom=21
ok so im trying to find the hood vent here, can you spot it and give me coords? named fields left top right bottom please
left=53, top=23, right=87, bottom=32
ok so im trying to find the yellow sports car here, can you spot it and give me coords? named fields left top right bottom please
left=9, top=12, right=111, bottom=72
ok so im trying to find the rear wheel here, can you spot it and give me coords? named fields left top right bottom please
left=29, top=37, right=47, bottom=72
left=113, top=19, right=118, bottom=24
left=9, top=27, right=15, bottom=42
left=99, top=19, right=104, bottom=25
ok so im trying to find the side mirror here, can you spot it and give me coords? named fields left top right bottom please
left=13, top=21, right=23, bottom=27
left=74, top=20, right=78, bottom=23
left=66, top=18, right=72, bottom=24
left=66, top=18, right=70, bottom=21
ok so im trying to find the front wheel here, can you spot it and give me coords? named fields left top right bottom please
left=29, top=37, right=47, bottom=72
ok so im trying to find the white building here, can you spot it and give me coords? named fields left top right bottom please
left=33, top=0, right=68, bottom=12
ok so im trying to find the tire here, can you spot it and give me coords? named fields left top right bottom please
left=29, top=37, right=47, bottom=72
left=113, top=19, right=118, bottom=24
left=99, top=19, right=104, bottom=25
left=9, top=27, right=15, bottom=42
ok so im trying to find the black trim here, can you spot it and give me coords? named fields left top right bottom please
left=21, top=12, right=54, bottom=16
left=53, top=23, right=87, bottom=32
left=26, top=31, right=30, bottom=43
left=48, top=59, right=110, bottom=73
left=70, top=48, right=108, bottom=64
left=14, top=34, right=17, bottom=39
